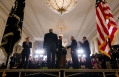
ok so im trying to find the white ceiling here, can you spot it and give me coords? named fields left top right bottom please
left=0, top=0, right=119, bottom=44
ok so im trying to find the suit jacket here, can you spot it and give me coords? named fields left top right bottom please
left=58, top=39, right=67, bottom=55
left=43, top=32, right=58, bottom=50
left=58, top=39, right=64, bottom=51
left=80, top=40, right=91, bottom=54
left=67, top=39, right=77, bottom=52
left=21, top=41, right=32, bottom=55
left=10, top=56, right=17, bottom=64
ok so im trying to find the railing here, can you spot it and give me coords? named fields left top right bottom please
left=0, top=69, right=119, bottom=77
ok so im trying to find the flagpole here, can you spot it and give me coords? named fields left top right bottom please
left=6, top=53, right=10, bottom=68
left=5, top=5, right=17, bottom=69
left=3, top=0, right=18, bottom=69
left=0, top=0, right=25, bottom=69
left=108, top=38, right=116, bottom=69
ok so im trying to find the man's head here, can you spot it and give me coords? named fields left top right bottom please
left=59, top=36, right=62, bottom=40
left=13, top=53, right=16, bottom=57
left=26, top=37, right=30, bottom=41
left=49, top=29, right=53, bottom=33
left=83, top=36, right=86, bottom=41
left=71, top=36, right=74, bottom=41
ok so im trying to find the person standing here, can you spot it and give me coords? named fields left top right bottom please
left=43, top=29, right=58, bottom=69
left=67, top=36, right=79, bottom=69
left=79, top=36, right=91, bottom=68
left=9, top=53, right=17, bottom=69
left=21, top=37, right=32, bottom=68
left=0, top=63, right=5, bottom=69
left=56, top=36, right=66, bottom=68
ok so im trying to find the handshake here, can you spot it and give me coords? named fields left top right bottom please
left=79, top=41, right=82, bottom=44
left=62, top=47, right=67, bottom=50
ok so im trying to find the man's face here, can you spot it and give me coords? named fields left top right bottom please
left=71, top=37, right=73, bottom=41
left=59, top=36, right=62, bottom=40
left=13, top=54, right=16, bottom=56
left=26, top=38, right=30, bottom=41
left=82, top=38, right=86, bottom=41
left=51, top=29, right=53, bottom=32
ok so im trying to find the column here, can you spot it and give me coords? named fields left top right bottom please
left=90, top=42, right=95, bottom=54
left=114, top=31, right=119, bottom=45
left=0, top=17, right=6, bottom=64
left=94, top=38, right=99, bottom=54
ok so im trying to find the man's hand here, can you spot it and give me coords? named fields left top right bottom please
left=26, top=41, right=29, bottom=46
left=64, top=47, right=67, bottom=49
left=79, top=41, right=82, bottom=44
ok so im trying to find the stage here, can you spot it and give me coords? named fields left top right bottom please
left=0, top=69, right=119, bottom=77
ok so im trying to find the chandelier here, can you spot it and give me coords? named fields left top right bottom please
left=59, top=28, right=68, bottom=47
left=56, top=19, right=68, bottom=47
left=46, top=0, right=77, bottom=15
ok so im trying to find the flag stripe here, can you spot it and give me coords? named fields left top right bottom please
left=96, top=13, right=108, bottom=36
left=96, top=0, right=118, bottom=58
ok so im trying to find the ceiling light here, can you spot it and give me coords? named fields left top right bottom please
left=46, top=0, right=77, bottom=15
left=34, top=55, right=38, bottom=58
left=78, top=54, right=81, bottom=57
left=77, top=49, right=84, bottom=54
left=35, top=49, right=44, bottom=54
left=40, top=55, right=43, bottom=57
left=82, top=54, right=86, bottom=57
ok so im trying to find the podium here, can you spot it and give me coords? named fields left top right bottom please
left=60, top=55, right=66, bottom=69
left=60, top=49, right=67, bottom=69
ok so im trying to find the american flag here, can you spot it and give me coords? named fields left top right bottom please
left=96, top=0, right=118, bottom=58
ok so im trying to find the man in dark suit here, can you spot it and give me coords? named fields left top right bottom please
left=43, top=29, right=58, bottom=69
left=67, top=36, right=79, bottom=69
left=9, top=53, right=17, bottom=69
left=79, top=36, right=91, bottom=68
left=21, top=37, right=32, bottom=68
left=56, top=36, right=64, bottom=68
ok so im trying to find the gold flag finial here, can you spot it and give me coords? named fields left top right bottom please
left=2, top=69, right=7, bottom=77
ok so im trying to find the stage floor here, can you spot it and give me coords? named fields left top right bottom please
left=0, top=69, right=119, bottom=77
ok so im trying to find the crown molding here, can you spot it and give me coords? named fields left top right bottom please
left=22, top=27, right=36, bottom=42
left=0, top=2, right=9, bottom=14
left=0, top=2, right=37, bottom=43
left=113, top=6, right=119, bottom=20
left=76, top=1, right=94, bottom=39
left=24, top=12, right=42, bottom=37
left=28, top=1, right=44, bottom=36
left=76, top=0, right=112, bottom=39
left=0, top=2, right=9, bottom=21
left=85, top=1, right=119, bottom=42
left=88, top=31, right=97, bottom=42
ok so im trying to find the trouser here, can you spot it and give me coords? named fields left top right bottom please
left=85, top=54, right=91, bottom=68
left=71, top=52, right=79, bottom=69
left=22, top=54, right=29, bottom=68
left=56, top=51, right=61, bottom=68
left=47, top=49, right=56, bottom=69
left=10, top=62, right=15, bottom=69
